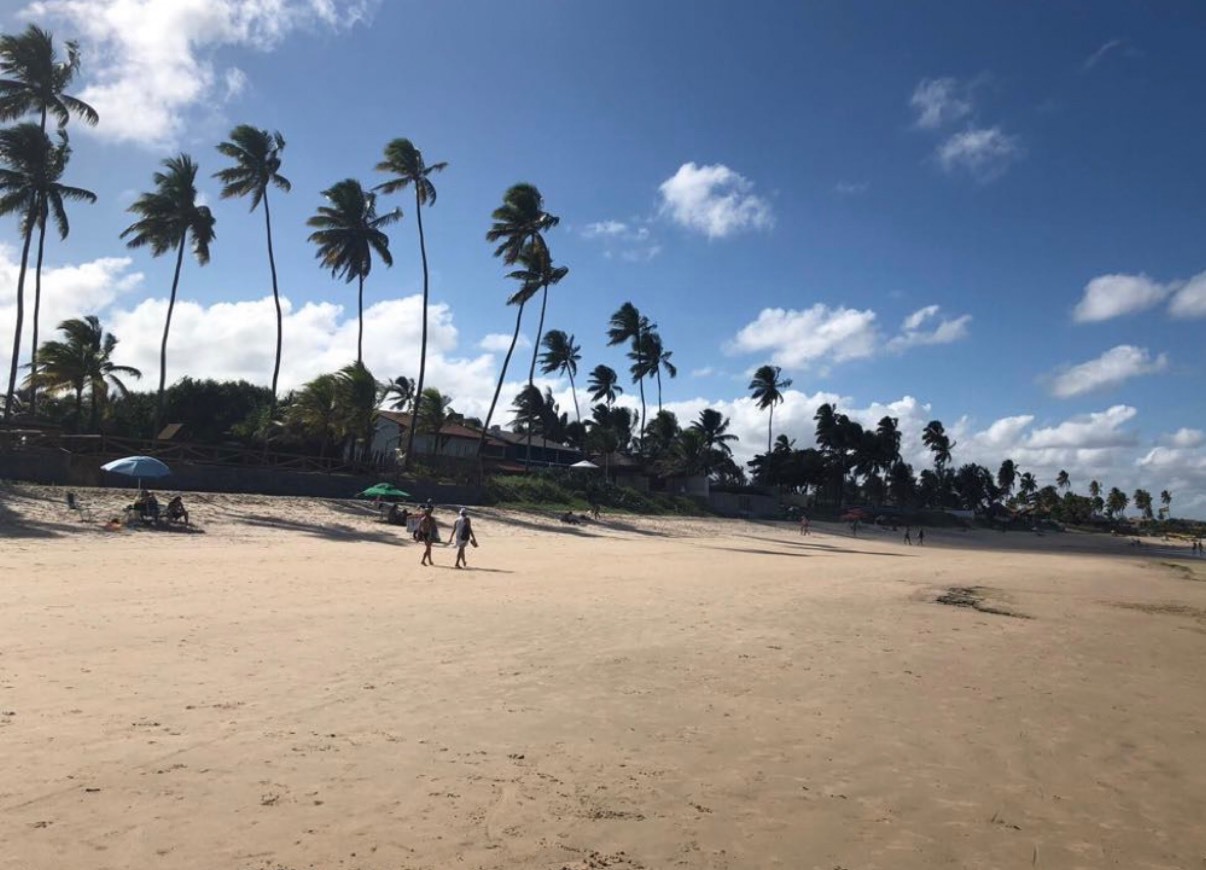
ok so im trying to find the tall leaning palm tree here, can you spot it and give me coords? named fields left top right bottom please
left=506, top=241, right=568, bottom=465
left=375, top=138, right=446, bottom=469
left=27, top=314, right=140, bottom=432
left=587, top=364, right=622, bottom=407
left=749, top=364, right=792, bottom=453
left=539, top=329, right=582, bottom=422
left=475, top=275, right=540, bottom=459
left=607, top=302, right=652, bottom=446
left=121, top=154, right=216, bottom=435
left=639, top=330, right=677, bottom=413
left=0, top=25, right=98, bottom=416
left=306, top=179, right=399, bottom=366
left=214, top=125, right=290, bottom=408
left=1, top=123, right=93, bottom=417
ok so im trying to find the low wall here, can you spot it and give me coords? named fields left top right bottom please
left=0, top=448, right=482, bottom=506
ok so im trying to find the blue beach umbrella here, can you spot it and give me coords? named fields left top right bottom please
left=101, top=455, right=171, bottom=489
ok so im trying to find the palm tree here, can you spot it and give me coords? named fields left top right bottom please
left=1, top=123, right=94, bottom=417
left=214, top=125, right=291, bottom=408
left=587, top=364, right=622, bottom=406
left=1018, top=471, right=1038, bottom=503
left=638, top=330, right=677, bottom=413
left=306, top=179, right=398, bottom=365
left=381, top=375, right=415, bottom=412
left=1106, top=486, right=1128, bottom=519
left=485, top=182, right=559, bottom=265
left=26, top=314, right=140, bottom=431
left=475, top=275, right=540, bottom=459
left=607, top=302, right=653, bottom=445
left=505, top=241, right=568, bottom=466
left=749, top=364, right=792, bottom=453
left=417, top=387, right=455, bottom=454
left=690, top=408, right=738, bottom=456
left=922, top=420, right=955, bottom=473
left=1056, top=469, right=1070, bottom=492
left=1160, top=489, right=1172, bottom=518
left=1089, top=479, right=1101, bottom=500
left=997, top=459, right=1017, bottom=499
left=539, top=329, right=582, bottom=422
left=375, top=138, right=446, bottom=469
left=285, top=372, right=342, bottom=456
left=0, top=25, right=98, bottom=130
left=0, top=27, right=98, bottom=416
left=121, top=154, right=216, bottom=434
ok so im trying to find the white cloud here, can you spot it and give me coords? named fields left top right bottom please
left=1167, top=428, right=1205, bottom=449
left=581, top=221, right=633, bottom=239
left=727, top=304, right=879, bottom=369
left=478, top=332, right=530, bottom=353
left=581, top=219, right=660, bottom=262
left=658, top=162, right=774, bottom=240
left=1168, top=271, right=1206, bottom=319
left=936, top=126, right=1021, bottom=180
left=1048, top=345, right=1169, bottom=398
left=24, top=0, right=378, bottom=147
left=1073, top=273, right=1169, bottom=322
left=910, top=78, right=972, bottom=129
left=690, top=366, right=715, bottom=378
left=1026, top=405, right=1138, bottom=449
left=729, top=301, right=971, bottom=371
left=887, top=305, right=971, bottom=352
left=834, top=181, right=869, bottom=196
left=0, top=245, right=144, bottom=374
left=1082, top=39, right=1127, bottom=72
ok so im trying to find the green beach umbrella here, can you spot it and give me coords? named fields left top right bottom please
left=358, top=483, right=411, bottom=501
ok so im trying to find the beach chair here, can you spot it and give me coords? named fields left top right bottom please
left=65, top=491, right=94, bottom=522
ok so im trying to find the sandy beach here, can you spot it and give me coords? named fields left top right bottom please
left=2, top=485, right=1205, bottom=870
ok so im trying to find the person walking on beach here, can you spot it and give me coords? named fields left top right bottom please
left=418, top=507, right=437, bottom=566
left=903, top=525, right=912, bottom=546
left=449, top=508, right=478, bottom=569
left=917, top=528, right=925, bottom=546
left=799, top=513, right=810, bottom=535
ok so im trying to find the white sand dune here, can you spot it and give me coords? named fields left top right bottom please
left=2, top=484, right=1205, bottom=870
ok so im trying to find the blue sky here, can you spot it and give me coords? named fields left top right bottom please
left=3, top=0, right=1205, bottom=514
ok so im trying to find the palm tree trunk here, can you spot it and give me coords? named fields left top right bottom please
left=73, top=385, right=83, bottom=429
left=88, top=377, right=100, bottom=433
left=476, top=301, right=525, bottom=460
left=767, top=404, right=774, bottom=454
left=524, top=282, right=550, bottom=470
left=656, top=366, right=663, bottom=413
left=637, top=376, right=646, bottom=453
left=29, top=211, right=47, bottom=416
left=568, top=370, right=580, bottom=423
left=3, top=224, right=35, bottom=420
left=403, top=197, right=430, bottom=472
left=356, top=274, right=365, bottom=365
left=263, top=190, right=283, bottom=412
left=155, top=238, right=187, bottom=437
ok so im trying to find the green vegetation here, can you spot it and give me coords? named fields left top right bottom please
left=484, top=471, right=707, bottom=517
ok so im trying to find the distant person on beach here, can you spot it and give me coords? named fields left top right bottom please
left=166, top=495, right=188, bottom=526
left=418, top=507, right=437, bottom=566
left=449, top=508, right=478, bottom=569
left=799, top=514, right=810, bottom=535
left=903, top=526, right=912, bottom=545
left=917, top=528, right=925, bottom=546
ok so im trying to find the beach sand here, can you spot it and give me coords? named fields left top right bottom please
left=2, top=484, right=1205, bottom=870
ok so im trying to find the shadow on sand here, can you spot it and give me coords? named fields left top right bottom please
left=0, top=494, right=78, bottom=539
left=480, top=511, right=604, bottom=539
left=233, top=513, right=404, bottom=545
left=706, top=542, right=912, bottom=559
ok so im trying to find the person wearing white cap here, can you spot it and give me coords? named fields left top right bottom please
left=449, top=507, right=478, bottom=569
